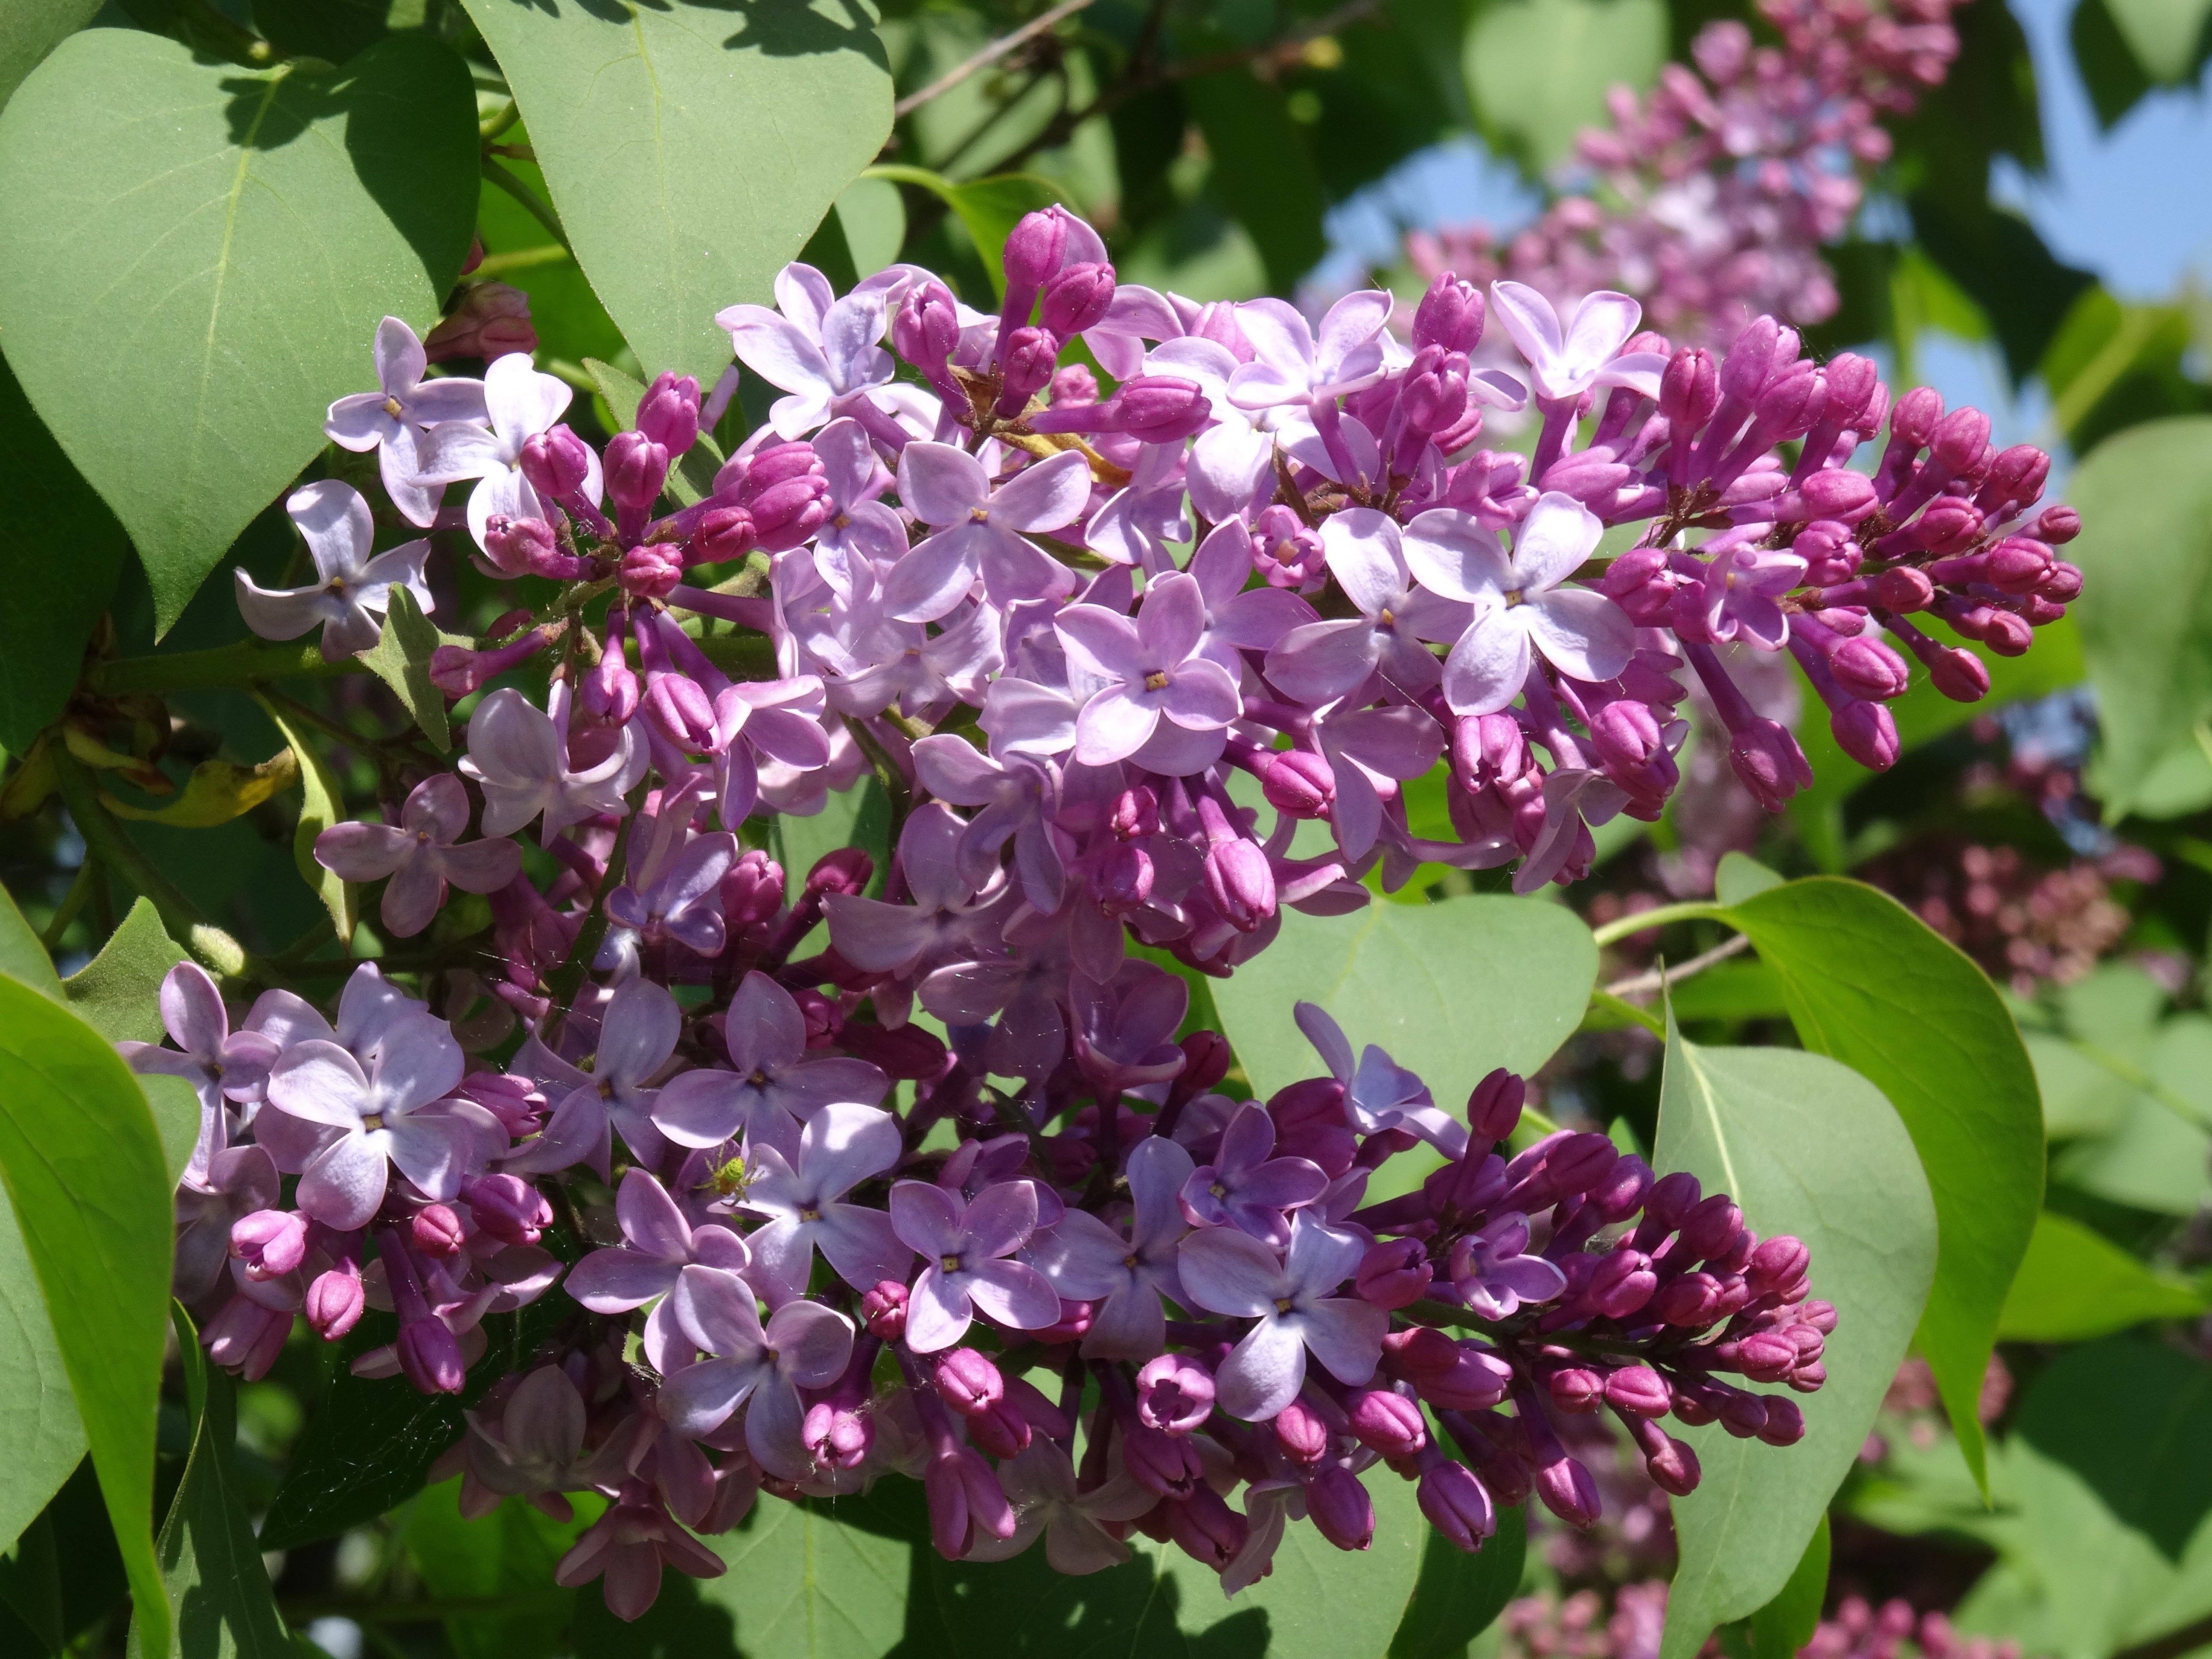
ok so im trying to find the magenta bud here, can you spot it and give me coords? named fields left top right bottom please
left=1930, top=405, right=1992, bottom=470
left=1202, top=835, right=1275, bottom=932
left=1749, top=1234, right=1810, bottom=1296
left=1831, top=699, right=1899, bottom=771
left=410, top=1203, right=468, bottom=1258
left=1167, top=1485, right=1248, bottom=1568
left=397, top=1316, right=466, bottom=1395
left=483, top=514, right=560, bottom=578
left=1346, top=1388, right=1428, bottom=1457
left=423, top=281, right=537, bottom=363
left=1413, top=273, right=1485, bottom=355
left=1465, top=1068, right=1526, bottom=1144
left=620, top=544, right=684, bottom=602
left=1830, top=635, right=1910, bottom=700
left=1679, top=1195, right=1745, bottom=1260
left=1124, top=1421, right=1205, bottom=1497
left=926, top=1445, right=1014, bottom=1559
left=1381, top=1327, right=1460, bottom=1379
left=1643, top=1170, right=1701, bottom=1229
left=1800, top=467, right=1876, bottom=517
left=1719, top=317, right=1781, bottom=402
left=1653, top=1270, right=1723, bottom=1327
left=1172, top=1030, right=1234, bottom=1101
left=690, top=505, right=755, bottom=565
left=1890, top=385, right=1943, bottom=450
left=582, top=640, right=640, bottom=726
left=1001, top=209, right=1068, bottom=299
left=1355, top=1239, right=1434, bottom=1310
left=1533, top=1453, right=1604, bottom=1528
left=722, top=848, right=786, bottom=931
left=967, top=1399, right=1034, bottom=1459
left=1544, top=1366, right=1606, bottom=1415
left=1110, top=784, right=1160, bottom=839
left=1755, top=363, right=1824, bottom=438
left=1605, top=1365, right=1672, bottom=1417
left=637, top=371, right=701, bottom=455
left=1735, top=1330, right=1800, bottom=1382
left=463, top=1174, right=551, bottom=1247
left=1272, top=1398, right=1332, bottom=1464
left=1928, top=646, right=1990, bottom=703
left=519, top=425, right=592, bottom=500
left=1591, top=1155, right=1654, bottom=1223
left=643, top=671, right=716, bottom=752
left=1639, top=1425, right=1703, bottom=1495
left=895, top=280, right=963, bottom=376
left=2039, top=560, right=2084, bottom=602
left=933, top=1347, right=1004, bottom=1416
left=995, top=326, right=1060, bottom=415
left=1307, top=1464, right=1376, bottom=1551
left=230, top=1209, right=308, bottom=1280
left=1821, top=352, right=1879, bottom=425
left=1585, top=1248, right=1658, bottom=1320
left=1135, top=1355, right=1216, bottom=1435
left=1758, top=1397, right=1807, bottom=1445
left=862, top=1279, right=908, bottom=1340
left=1660, top=345, right=1719, bottom=426
left=1729, top=719, right=1813, bottom=811
left=803, top=1400, right=873, bottom=1470
left=806, top=847, right=873, bottom=901
left=1417, top=1458, right=1496, bottom=1549
left=1418, top=1347, right=1514, bottom=1412
left=1543, top=1132, right=1619, bottom=1200
left=1870, top=566, right=1934, bottom=611
left=1039, top=261, right=1116, bottom=337
left=305, top=1266, right=364, bottom=1341
left=1092, top=841, right=1154, bottom=917
left=2035, top=505, right=2081, bottom=544
left=1111, top=375, right=1211, bottom=443
left=1452, top=712, right=1527, bottom=792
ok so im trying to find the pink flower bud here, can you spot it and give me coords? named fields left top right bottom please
left=925, top=1446, right=1014, bottom=1558
left=519, top=425, right=592, bottom=500
left=1643, top=1170, right=1700, bottom=1229
left=643, top=671, right=716, bottom=752
left=1413, top=274, right=1484, bottom=355
left=306, top=1265, right=365, bottom=1341
left=862, top=1279, right=908, bottom=1340
left=1307, top=1464, right=1376, bottom=1551
left=397, top=1315, right=466, bottom=1395
left=1111, top=784, right=1160, bottom=839
left=1001, top=209, right=1068, bottom=302
left=463, top=1175, right=551, bottom=1246
left=1464, top=1068, right=1526, bottom=1144
left=637, top=371, right=701, bottom=455
left=2039, top=560, right=2083, bottom=602
left=1605, top=1365, right=1672, bottom=1417
left=966, top=1399, right=1033, bottom=1459
left=1728, top=718, right=1813, bottom=811
left=1719, top=316, right=1781, bottom=402
left=1758, top=1397, right=1807, bottom=1445
left=411, top=1203, right=467, bottom=1257
left=1135, top=1355, right=1216, bottom=1435
left=994, top=326, right=1060, bottom=417
left=1653, top=1270, right=1723, bottom=1327
left=1543, top=1366, right=1606, bottom=1414
left=1533, top=1453, right=1603, bottom=1527
left=1660, top=345, right=1719, bottom=427
left=1381, top=1326, right=1459, bottom=1379
left=1930, top=405, right=1992, bottom=470
left=423, top=282, right=536, bottom=363
left=1347, top=1388, right=1428, bottom=1456
left=1417, top=1458, right=1496, bottom=1548
left=2035, top=505, right=2080, bottom=544
left=932, top=1347, right=1004, bottom=1416
left=1417, top=1347, right=1514, bottom=1412
left=1889, top=385, right=1943, bottom=450
left=895, top=280, right=963, bottom=376
left=620, top=544, right=684, bottom=601
left=1355, top=1239, right=1433, bottom=1310
left=484, top=515, right=563, bottom=579
left=1040, top=261, right=1115, bottom=338
left=1831, top=700, right=1899, bottom=771
left=805, top=847, right=873, bottom=900
left=1800, top=467, right=1876, bottom=518
left=746, top=475, right=832, bottom=553
left=1166, top=1486, right=1248, bottom=1568
left=231, top=1209, right=308, bottom=1280
left=1735, top=1330, right=1800, bottom=1382
left=803, top=1400, right=873, bottom=1470
left=1928, top=646, right=1990, bottom=703
left=1272, top=1398, right=1331, bottom=1464
left=1820, top=352, right=1879, bottom=427
left=1584, top=1247, right=1657, bottom=1319
left=1123, top=1421, right=1205, bottom=1497
left=1202, top=834, right=1275, bottom=932
left=690, top=505, right=755, bottom=565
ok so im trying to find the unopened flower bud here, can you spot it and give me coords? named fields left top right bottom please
left=1355, top=1239, right=1433, bottom=1310
left=895, top=280, right=963, bottom=382
left=1584, top=1247, right=1657, bottom=1320
left=1381, top=1326, right=1460, bottom=1379
left=1346, top=1388, right=1428, bottom=1456
left=637, top=371, right=701, bottom=455
left=397, top=1314, right=466, bottom=1394
left=411, top=1203, right=467, bottom=1257
left=1605, top=1365, right=1672, bottom=1417
left=1272, top=1398, right=1331, bottom=1464
left=1123, top=1421, right=1204, bottom=1496
left=463, top=1174, right=551, bottom=1246
left=995, top=326, right=1059, bottom=416
left=519, top=425, right=592, bottom=500
left=1261, top=748, right=1335, bottom=817
left=483, top=514, right=562, bottom=578
left=967, top=1398, right=1034, bottom=1459
left=305, top=1265, right=364, bottom=1341
left=1831, top=699, right=1899, bottom=771
left=644, top=671, right=717, bottom=752
left=620, top=544, right=684, bottom=601
left=1544, top=1366, right=1606, bottom=1415
left=1307, top=1464, right=1375, bottom=1551
left=1418, top=1347, right=1514, bottom=1412
left=1928, top=646, right=1990, bottom=703
left=862, top=1279, right=908, bottom=1339
left=1729, top=719, right=1813, bottom=811
left=423, top=282, right=537, bottom=362
left=1418, top=1458, right=1495, bottom=1548
left=1111, top=784, right=1160, bottom=839
left=803, top=1400, right=873, bottom=1470
left=1039, top=261, right=1116, bottom=338
left=1758, top=1397, right=1807, bottom=1445
left=806, top=847, right=873, bottom=900
left=933, top=1347, right=1004, bottom=1416
left=1413, top=273, right=1485, bottom=355
left=1166, top=1486, right=1248, bottom=1568
left=231, top=1209, right=308, bottom=1280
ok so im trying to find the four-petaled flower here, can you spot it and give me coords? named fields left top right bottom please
left=1175, top=1212, right=1388, bottom=1421
left=511, top=976, right=683, bottom=1176
left=1448, top=1212, right=1568, bottom=1319
left=119, top=961, right=279, bottom=1189
left=565, top=1168, right=752, bottom=1357
left=236, top=480, right=433, bottom=660
left=459, top=687, right=644, bottom=845
left=961, top=1440, right=1158, bottom=1575
left=655, top=1263, right=855, bottom=1479
left=1023, top=1136, right=1194, bottom=1359
left=314, top=774, right=522, bottom=938
left=323, top=315, right=488, bottom=527
left=1178, top=1100, right=1329, bottom=1248
left=880, top=443, right=1092, bottom=623
left=412, top=352, right=594, bottom=550
left=1057, top=572, right=1243, bottom=768
left=1264, top=507, right=1471, bottom=705
left=652, top=971, right=890, bottom=1155
left=735, top=1101, right=911, bottom=1302
left=889, top=1179, right=1061, bottom=1353
left=1488, top=282, right=1667, bottom=404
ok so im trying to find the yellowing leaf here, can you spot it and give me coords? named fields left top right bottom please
left=254, top=695, right=357, bottom=943
left=102, top=748, right=297, bottom=828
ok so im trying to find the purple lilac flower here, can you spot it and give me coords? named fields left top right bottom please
left=314, top=775, right=521, bottom=938
left=1023, top=1135, right=1194, bottom=1359
left=1056, top=571, right=1243, bottom=767
left=1179, top=1100, right=1329, bottom=1248
left=891, top=1179, right=1061, bottom=1353
left=881, top=443, right=1092, bottom=622
left=1176, top=1213, right=1389, bottom=1420
left=119, top=962, right=279, bottom=1187
left=411, top=351, right=592, bottom=550
left=652, top=970, right=890, bottom=1154
left=459, top=687, right=643, bottom=844
left=656, top=1263, right=854, bottom=1478
left=323, top=315, right=487, bottom=527
left=565, top=1168, right=751, bottom=1353
left=235, top=481, right=433, bottom=660
left=960, top=1440, right=1158, bottom=1574
left=511, top=976, right=681, bottom=1176
left=1448, top=1213, right=1568, bottom=1318
left=733, top=1101, right=909, bottom=1301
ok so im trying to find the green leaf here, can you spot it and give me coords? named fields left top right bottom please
left=402, top=1480, right=600, bottom=1659
left=1182, top=69, right=1325, bottom=292
left=2104, top=0, right=2212, bottom=79
left=1745, top=1516, right=1829, bottom=1659
left=1388, top=1502, right=1526, bottom=1659
left=0, top=882, right=61, bottom=998
left=2008, top=1338, right=2212, bottom=1656
left=101, top=748, right=299, bottom=830
left=0, top=977, right=178, bottom=1659
left=1464, top=0, right=1665, bottom=171
left=866, top=167, right=1070, bottom=300
left=126, top=1312, right=290, bottom=1659
left=253, top=694, right=358, bottom=943
left=0, top=1508, right=64, bottom=1655
left=61, top=898, right=188, bottom=1047
left=1655, top=1021, right=1936, bottom=1659
left=259, top=1301, right=570, bottom=1550
left=771, top=777, right=892, bottom=902
left=1212, top=893, right=1599, bottom=1102
left=0, top=30, right=479, bottom=633
left=1998, top=1211, right=2208, bottom=1339
left=1713, top=852, right=1784, bottom=908
left=0, top=0, right=95, bottom=112
left=835, top=176, right=908, bottom=280
left=1723, top=878, right=2042, bottom=1493
left=2052, top=1013, right=2212, bottom=1215
left=0, top=353, right=125, bottom=753
left=2067, top=416, right=2212, bottom=817
left=360, top=585, right=460, bottom=751
left=460, top=0, right=892, bottom=384
left=2072, top=0, right=2159, bottom=127
left=0, top=1180, right=84, bottom=1555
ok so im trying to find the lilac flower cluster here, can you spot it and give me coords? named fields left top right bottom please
left=136, top=946, right=1830, bottom=1618
left=160, top=201, right=2071, bottom=1616
left=1408, top=0, right=1961, bottom=349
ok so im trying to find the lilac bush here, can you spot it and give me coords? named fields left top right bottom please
left=124, top=203, right=2076, bottom=1619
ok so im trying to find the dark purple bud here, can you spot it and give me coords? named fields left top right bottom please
left=231, top=1210, right=308, bottom=1280
left=1736, top=1330, right=1800, bottom=1382
left=1273, top=1399, right=1331, bottom=1464
left=1869, top=566, right=1934, bottom=611
left=1758, top=1397, right=1807, bottom=1444
left=1413, top=273, right=1485, bottom=354
left=637, top=371, right=701, bottom=455
left=1093, top=840, right=1155, bottom=917
left=1591, top=1155, right=1653, bottom=1222
left=1544, top=1132, right=1619, bottom=1200
left=1381, top=1327, right=1460, bottom=1379
left=1544, top=1365, right=1606, bottom=1415
left=967, top=1399, right=1034, bottom=1459
left=1604, top=1365, right=1671, bottom=1417
left=519, top=425, right=592, bottom=500
left=1347, top=1388, right=1428, bottom=1457
left=1585, top=1247, right=1657, bottom=1319
left=1136, top=1355, right=1217, bottom=1435
left=1532, top=1453, right=1603, bottom=1528
left=1466, top=1068, right=1527, bottom=1144
left=1626, top=1415, right=1702, bottom=1495
left=1416, top=1347, right=1513, bottom=1412
left=1653, top=1270, right=1723, bottom=1327
left=1260, top=748, right=1336, bottom=818
left=1167, top=1486, right=1248, bottom=1567
left=933, top=1347, right=1004, bottom=1416
left=1831, top=699, right=1899, bottom=770
left=1307, top=1464, right=1376, bottom=1551
left=1039, top=261, right=1116, bottom=337
left=305, top=1266, right=364, bottom=1341
left=862, top=1279, right=908, bottom=1340
left=1172, top=1030, right=1233, bottom=1103
left=1124, top=1421, right=1205, bottom=1497
left=1679, top=1195, right=1744, bottom=1260
left=1355, top=1239, right=1433, bottom=1310
left=463, top=1175, right=551, bottom=1246
left=1643, top=1171, right=1700, bottom=1229
left=1417, top=1458, right=1495, bottom=1549
left=411, top=1203, right=467, bottom=1258
left=1981, top=536, right=2055, bottom=595
left=397, top=1315, right=466, bottom=1394
left=806, top=847, right=874, bottom=900
left=1111, top=784, right=1160, bottom=839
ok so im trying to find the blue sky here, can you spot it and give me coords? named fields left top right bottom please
left=1316, top=0, right=2212, bottom=442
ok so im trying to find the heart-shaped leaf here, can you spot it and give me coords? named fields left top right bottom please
left=0, top=29, right=478, bottom=632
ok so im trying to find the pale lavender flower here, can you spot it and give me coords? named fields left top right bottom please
left=510, top=975, right=683, bottom=1176
left=1182, top=518, right=1316, bottom=673
left=808, top=416, right=908, bottom=594
left=118, top=961, right=279, bottom=1188
left=961, top=1440, right=1158, bottom=1573
left=1263, top=508, right=1471, bottom=704
left=891, top=1179, right=1061, bottom=1352
left=172, top=1145, right=279, bottom=1302
left=314, top=774, right=522, bottom=938
left=457, top=1365, right=635, bottom=1520
left=716, top=263, right=917, bottom=439
left=411, top=352, right=591, bottom=550
left=910, top=736, right=1062, bottom=914
left=656, top=1263, right=855, bottom=1479
left=651, top=971, right=889, bottom=1154
left=323, top=315, right=488, bottom=527
left=1448, top=1212, right=1568, bottom=1318
left=1179, top=1100, right=1329, bottom=1248
left=565, top=1168, right=751, bottom=1355
left=713, top=675, right=832, bottom=826
left=1023, top=1135, right=1193, bottom=1359
left=880, top=444, right=1092, bottom=623
left=1400, top=492, right=1634, bottom=716
left=601, top=780, right=737, bottom=958
left=1697, top=542, right=1808, bottom=650
left=265, top=1010, right=500, bottom=1229
left=1175, top=1212, right=1388, bottom=1421
left=1488, top=283, right=1668, bottom=403
left=1225, top=291, right=1395, bottom=410
left=1295, top=1001, right=1468, bottom=1155
left=235, top=480, right=432, bottom=660
left=1056, top=572, right=1242, bottom=766
left=733, top=1101, right=909, bottom=1301
left=458, top=686, right=644, bottom=844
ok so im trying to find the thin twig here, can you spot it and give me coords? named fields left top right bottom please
left=1603, top=932, right=1753, bottom=1001
left=895, top=0, right=1099, bottom=117
left=481, top=157, right=572, bottom=255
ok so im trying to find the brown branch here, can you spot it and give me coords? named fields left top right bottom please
left=895, top=0, right=1102, bottom=117
left=1602, top=931, right=1754, bottom=1001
